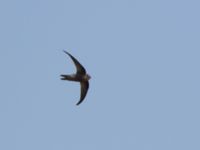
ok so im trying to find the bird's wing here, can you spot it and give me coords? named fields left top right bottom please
left=63, top=50, right=86, bottom=75
left=76, top=81, right=89, bottom=105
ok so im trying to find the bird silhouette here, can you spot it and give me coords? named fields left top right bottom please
left=61, top=51, right=91, bottom=105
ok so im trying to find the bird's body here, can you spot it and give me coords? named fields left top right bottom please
left=61, top=74, right=90, bottom=82
left=61, top=51, right=91, bottom=105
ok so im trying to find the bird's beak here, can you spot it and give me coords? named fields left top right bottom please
left=88, top=74, right=91, bottom=80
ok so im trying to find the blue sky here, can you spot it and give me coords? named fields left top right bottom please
left=0, top=0, right=200, bottom=149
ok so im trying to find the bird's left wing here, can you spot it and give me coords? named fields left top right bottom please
left=76, top=81, right=89, bottom=105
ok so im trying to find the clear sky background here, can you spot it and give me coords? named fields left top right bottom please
left=0, top=0, right=200, bottom=150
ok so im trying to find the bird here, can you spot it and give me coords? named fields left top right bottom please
left=61, top=50, right=91, bottom=105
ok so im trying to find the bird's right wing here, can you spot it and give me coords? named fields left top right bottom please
left=63, top=50, right=86, bottom=75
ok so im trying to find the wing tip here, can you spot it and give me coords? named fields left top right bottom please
left=76, top=97, right=85, bottom=106
left=63, top=50, right=74, bottom=61
left=76, top=101, right=82, bottom=106
left=63, top=50, right=69, bottom=55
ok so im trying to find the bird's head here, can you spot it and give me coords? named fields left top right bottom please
left=84, top=74, right=91, bottom=80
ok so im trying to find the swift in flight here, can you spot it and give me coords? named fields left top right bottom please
left=61, top=51, right=91, bottom=105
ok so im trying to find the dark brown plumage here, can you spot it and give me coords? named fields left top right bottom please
left=61, top=51, right=91, bottom=105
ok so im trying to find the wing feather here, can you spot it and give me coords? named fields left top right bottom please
left=76, top=81, right=89, bottom=105
left=63, top=50, right=86, bottom=75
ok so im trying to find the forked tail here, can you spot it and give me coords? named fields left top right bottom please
left=60, top=75, right=74, bottom=81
